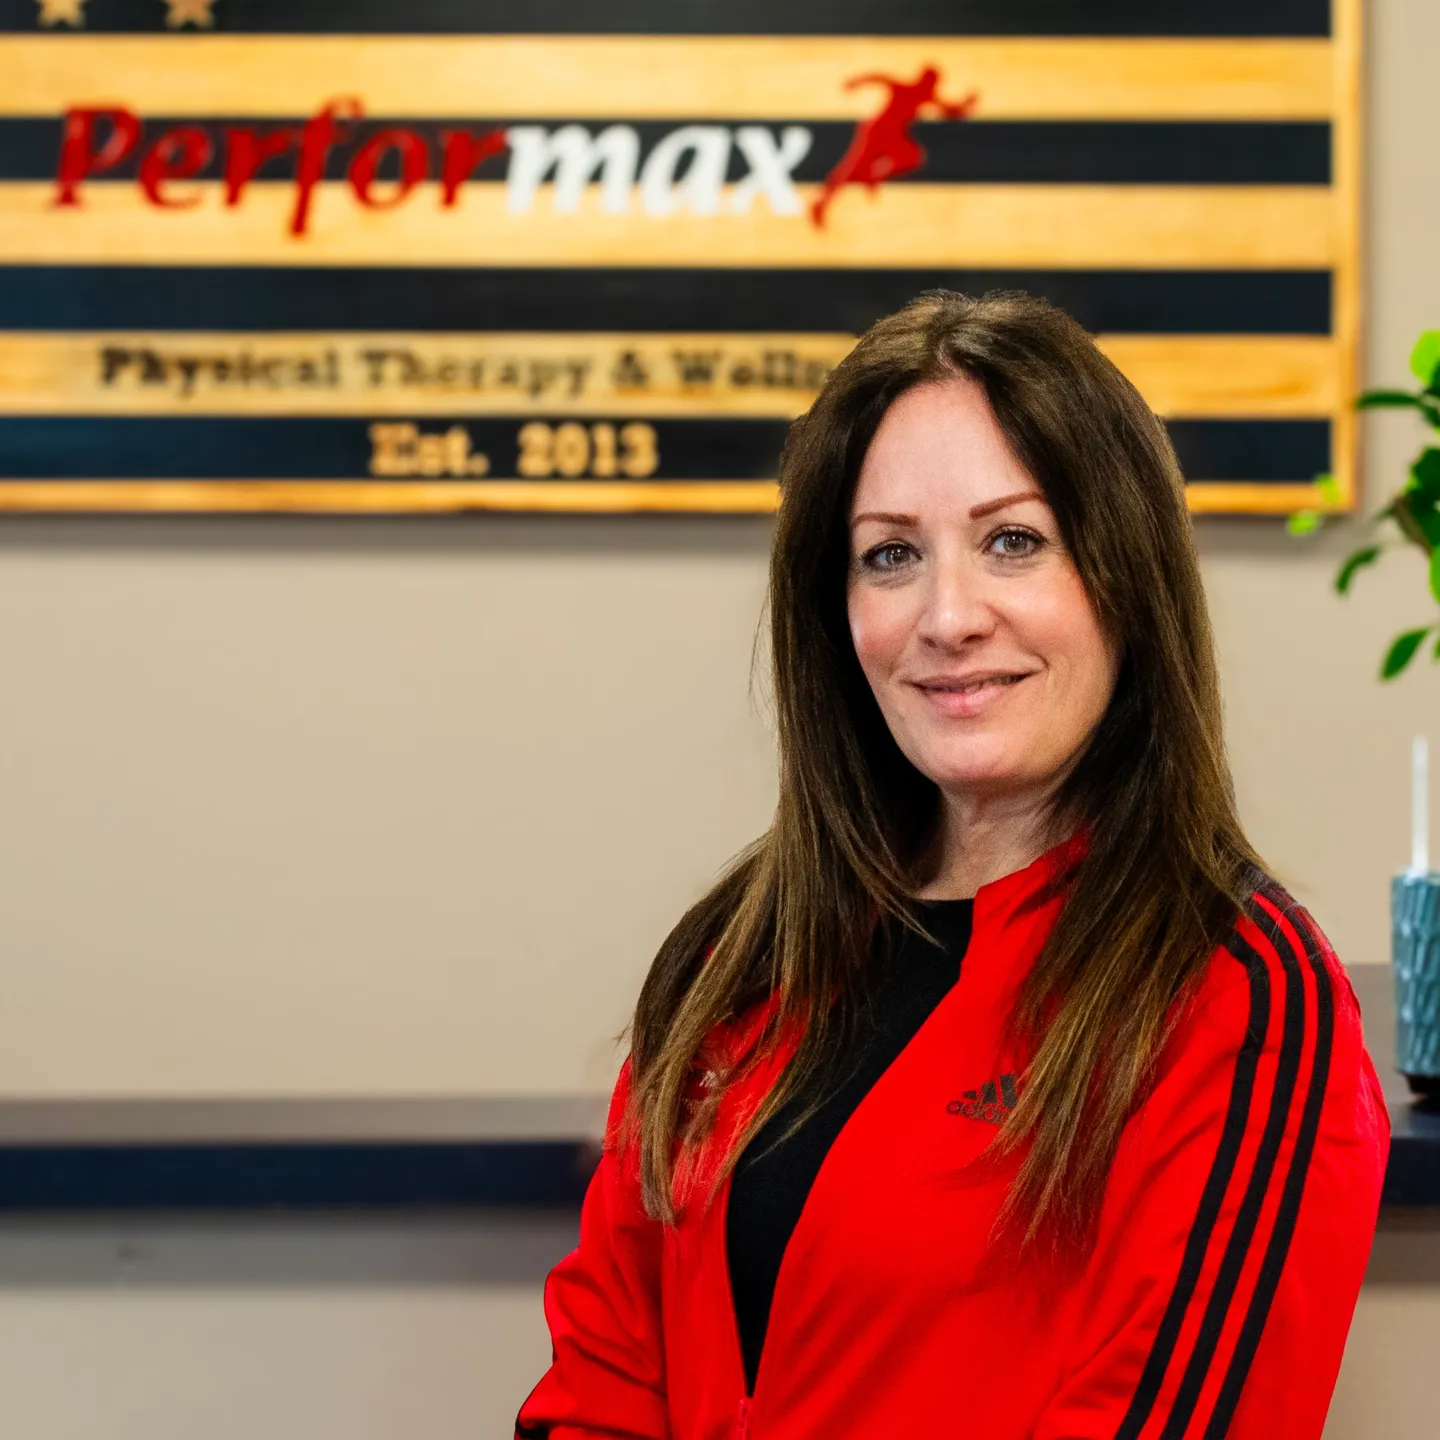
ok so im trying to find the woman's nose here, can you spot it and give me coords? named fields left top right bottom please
left=915, top=556, right=995, bottom=649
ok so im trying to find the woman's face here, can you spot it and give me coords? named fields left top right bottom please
left=846, top=376, right=1119, bottom=805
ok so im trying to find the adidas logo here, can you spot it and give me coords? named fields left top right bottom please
left=947, top=1073, right=1019, bottom=1125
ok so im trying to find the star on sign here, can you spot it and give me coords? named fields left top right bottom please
left=165, top=0, right=216, bottom=27
left=36, top=0, right=86, bottom=26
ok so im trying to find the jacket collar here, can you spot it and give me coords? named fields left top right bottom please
left=726, top=825, right=1088, bottom=1055
left=969, top=823, right=1089, bottom=936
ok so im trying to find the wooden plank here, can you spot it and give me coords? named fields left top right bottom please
left=1185, top=480, right=1339, bottom=513
left=0, top=181, right=1338, bottom=268
left=1329, top=0, right=1362, bottom=511
left=0, top=331, right=849, bottom=417
left=0, top=478, right=1337, bottom=515
left=0, top=36, right=1335, bottom=121
left=0, top=331, right=1340, bottom=419
left=1097, top=335, right=1338, bottom=416
left=0, top=480, right=784, bottom=512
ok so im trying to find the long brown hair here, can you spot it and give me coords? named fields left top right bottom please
left=627, top=290, right=1261, bottom=1254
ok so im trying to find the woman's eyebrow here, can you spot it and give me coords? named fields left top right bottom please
left=850, top=510, right=917, bottom=528
left=969, top=489, right=1046, bottom=520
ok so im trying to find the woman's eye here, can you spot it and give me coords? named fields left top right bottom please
left=862, top=541, right=915, bottom=571
left=988, top=527, right=1043, bottom=558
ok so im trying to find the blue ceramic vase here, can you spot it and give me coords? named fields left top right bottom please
left=1392, top=871, right=1440, bottom=1095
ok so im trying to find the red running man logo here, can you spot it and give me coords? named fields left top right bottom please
left=811, top=66, right=978, bottom=229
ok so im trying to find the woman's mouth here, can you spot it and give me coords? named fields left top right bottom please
left=912, top=672, right=1033, bottom=717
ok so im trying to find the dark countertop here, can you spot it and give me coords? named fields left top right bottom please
left=1349, top=964, right=1440, bottom=1207
left=0, top=967, right=1430, bottom=1212
left=0, top=1097, right=605, bottom=1210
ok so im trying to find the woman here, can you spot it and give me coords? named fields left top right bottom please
left=516, top=292, right=1388, bottom=1439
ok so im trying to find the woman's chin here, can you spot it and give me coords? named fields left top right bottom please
left=919, top=751, right=1034, bottom=794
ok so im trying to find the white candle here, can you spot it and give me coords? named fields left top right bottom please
left=1413, top=735, right=1430, bottom=876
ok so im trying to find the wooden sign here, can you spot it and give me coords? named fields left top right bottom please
left=0, top=0, right=1359, bottom=514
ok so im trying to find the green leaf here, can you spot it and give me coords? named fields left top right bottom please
left=1412, top=449, right=1440, bottom=500
left=1398, top=488, right=1440, bottom=548
left=1357, top=389, right=1424, bottom=410
left=1412, top=331, right=1440, bottom=389
left=1430, top=549, right=1440, bottom=606
left=1382, top=626, right=1433, bottom=679
left=1314, top=472, right=1343, bottom=507
left=1286, top=509, right=1321, bottom=535
left=1335, top=544, right=1381, bottom=593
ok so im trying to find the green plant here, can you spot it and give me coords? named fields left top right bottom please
left=1289, top=330, right=1440, bottom=679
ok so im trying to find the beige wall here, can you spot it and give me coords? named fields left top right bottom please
left=0, top=1212, right=573, bottom=1440
left=1201, top=0, right=1440, bottom=968
left=1, top=14, right=1439, bottom=1103
left=0, top=0, right=1437, bottom=1435
left=0, top=517, right=778, bottom=1096
left=0, top=1210, right=1430, bottom=1440
left=1330, top=1213, right=1440, bottom=1440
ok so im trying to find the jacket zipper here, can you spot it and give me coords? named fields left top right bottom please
left=735, top=1396, right=753, bottom=1440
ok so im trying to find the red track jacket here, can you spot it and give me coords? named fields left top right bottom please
left=517, top=839, right=1389, bottom=1439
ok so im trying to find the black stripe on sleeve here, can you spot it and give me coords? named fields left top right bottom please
left=1153, top=913, right=1307, bottom=1440
left=0, top=267, right=1335, bottom=337
left=0, top=118, right=1333, bottom=188
left=1202, top=891, right=1336, bottom=1440
left=0, top=0, right=1335, bottom=36
left=1113, top=937, right=1269, bottom=1440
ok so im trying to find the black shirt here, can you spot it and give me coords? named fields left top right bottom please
left=724, top=898, right=975, bottom=1392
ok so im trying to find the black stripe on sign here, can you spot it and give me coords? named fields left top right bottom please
left=0, top=0, right=1334, bottom=36
left=1113, top=918, right=1270, bottom=1440
left=0, top=416, right=791, bottom=482
left=0, top=118, right=1332, bottom=187
left=1167, top=421, right=1329, bottom=484
left=0, top=267, right=1334, bottom=337
left=1204, top=890, right=1336, bottom=1440
left=1155, top=909, right=1307, bottom=1440
left=0, top=417, right=1331, bottom=484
